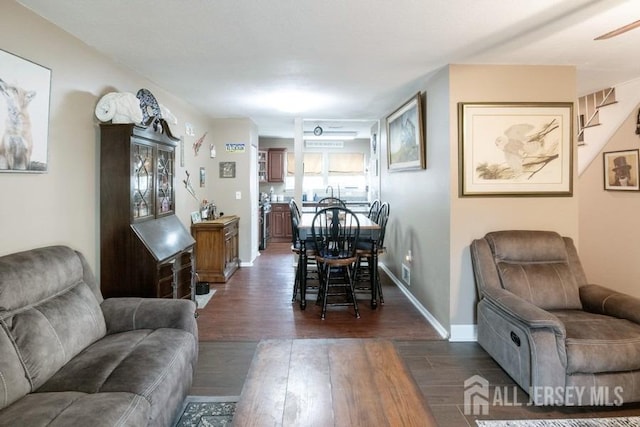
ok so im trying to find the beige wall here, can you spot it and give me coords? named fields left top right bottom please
left=449, top=64, right=579, bottom=326
left=578, top=103, right=640, bottom=298
left=0, top=2, right=253, bottom=275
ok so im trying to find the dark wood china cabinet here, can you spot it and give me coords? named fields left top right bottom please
left=100, top=119, right=195, bottom=299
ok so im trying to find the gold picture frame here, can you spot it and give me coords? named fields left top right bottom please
left=458, top=102, right=573, bottom=197
left=386, top=92, right=426, bottom=171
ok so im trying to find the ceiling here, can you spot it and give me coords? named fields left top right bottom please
left=16, top=0, right=640, bottom=138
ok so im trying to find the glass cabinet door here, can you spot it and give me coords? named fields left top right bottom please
left=156, top=146, right=174, bottom=216
left=132, top=142, right=154, bottom=220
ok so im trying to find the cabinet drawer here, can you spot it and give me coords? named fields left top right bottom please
left=224, top=224, right=238, bottom=239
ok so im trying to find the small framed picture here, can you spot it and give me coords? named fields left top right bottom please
left=191, top=211, right=202, bottom=224
left=199, top=167, right=206, bottom=187
left=219, top=161, right=236, bottom=178
left=603, top=149, right=640, bottom=191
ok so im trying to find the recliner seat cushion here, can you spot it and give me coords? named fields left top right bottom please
left=37, top=328, right=197, bottom=423
left=553, top=310, right=640, bottom=374
left=0, top=391, right=149, bottom=427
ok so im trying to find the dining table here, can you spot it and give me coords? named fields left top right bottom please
left=296, top=211, right=381, bottom=310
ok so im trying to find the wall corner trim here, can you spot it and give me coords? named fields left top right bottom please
left=449, top=324, right=478, bottom=342
left=379, top=263, right=449, bottom=339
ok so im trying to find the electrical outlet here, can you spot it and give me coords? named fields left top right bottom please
left=402, top=263, right=410, bottom=285
left=235, top=191, right=242, bottom=200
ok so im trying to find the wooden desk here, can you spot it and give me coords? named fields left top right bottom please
left=296, top=212, right=381, bottom=310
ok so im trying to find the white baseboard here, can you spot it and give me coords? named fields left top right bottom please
left=379, top=263, right=449, bottom=339
left=449, top=324, right=478, bottom=342
left=240, top=261, right=253, bottom=267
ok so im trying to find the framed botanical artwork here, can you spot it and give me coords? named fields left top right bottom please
left=219, top=161, right=236, bottom=178
left=0, top=49, right=51, bottom=172
left=458, top=102, right=573, bottom=197
left=603, top=149, right=640, bottom=191
left=386, top=92, right=426, bottom=171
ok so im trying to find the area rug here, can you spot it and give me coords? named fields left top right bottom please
left=476, top=416, right=640, bottom=427
left=173, top=395, right=238, bottom=427
left=195, top=289, right=216, bottom=309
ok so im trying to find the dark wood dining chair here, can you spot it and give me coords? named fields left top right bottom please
left=315, top=196, right=346, bottom=211
left=311, top=206, right=361, bottom=319
left=355, top=202, right=390, bottom=304
left=367, top=199, right=381, bottom=221
left=289, top=199, right=317, bottom=303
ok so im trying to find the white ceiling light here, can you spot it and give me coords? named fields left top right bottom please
left=251, top=90, right=333, bottom=114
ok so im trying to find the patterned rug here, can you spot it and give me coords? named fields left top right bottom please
left=476, top=417, right=640, bottom=427
left=173, top=396, right=238, bottom=427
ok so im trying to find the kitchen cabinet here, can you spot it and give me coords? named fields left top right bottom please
left=258, top=150, right=267, bottom=182
left=191, top=216, right=240, bottom=283
left=269, top=203, right=292, bottom=243
left=100, top=120, right=195, bottom=299
left=267, top=148, right=286, bottom=182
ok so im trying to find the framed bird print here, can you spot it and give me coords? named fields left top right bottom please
left=458, top=102, right=573, bottom=197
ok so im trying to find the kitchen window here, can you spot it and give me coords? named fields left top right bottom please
left=286, top=152, right=366, bottom=193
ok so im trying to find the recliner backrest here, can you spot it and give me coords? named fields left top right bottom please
left=482, top=230, right=583, bottom=310
left=0, top=246, right=107, bottom=409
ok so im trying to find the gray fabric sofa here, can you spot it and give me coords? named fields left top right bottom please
left=471, top=230, right=640, bottom=406
left=0, top=246, right=198, bottom=426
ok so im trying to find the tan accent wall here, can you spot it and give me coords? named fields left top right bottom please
left=578, top=104, right=640, bottom=298
left=0, top=2, right=257, bottom=274
left=448, top=64, right=579, bottom=326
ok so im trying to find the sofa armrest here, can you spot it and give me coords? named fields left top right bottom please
left=580, top=284, right=640, bottom=324
left=101, top=297, right=198, bottom=338
left=482, top=286, right=565, bottom=335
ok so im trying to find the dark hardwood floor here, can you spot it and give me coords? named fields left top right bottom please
left=191, top=242, right=640, bottom=426
left=195, top=242, right=441, bottom=341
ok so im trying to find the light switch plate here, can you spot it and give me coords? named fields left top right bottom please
left=235, top=191, right=241, bottom=200
left=402, top=263, right=410, bottom=285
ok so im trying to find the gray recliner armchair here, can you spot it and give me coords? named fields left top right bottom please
left=470, top=230, right=640, bottom=406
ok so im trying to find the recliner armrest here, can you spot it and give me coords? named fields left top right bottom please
left=481, top=286, right=565, bottom=335
left=580, top=284, right=640, bottom=324
left=101, top=297, right=198, bottom=339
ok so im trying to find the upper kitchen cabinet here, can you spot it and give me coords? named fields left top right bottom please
left=258, top=150, right=267, bottom=182
left=268, top=148, right=286, bottom=182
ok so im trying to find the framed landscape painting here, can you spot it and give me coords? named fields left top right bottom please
left=386, top=93, right=426, bottom=171
left=0, top=49, right=51, bottom=172
left=458, top=102, right=573, bottom=197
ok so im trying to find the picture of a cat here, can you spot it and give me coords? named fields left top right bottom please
left=0, top=77, right=35, bottom=170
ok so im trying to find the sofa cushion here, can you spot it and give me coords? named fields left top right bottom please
left=553, top=310, right=640, bottom=374
left=38, top=328, right=197, bottom=424
left=486, top=231, right=582, bottom=310
left=0, top=391, right=149, bottom=427
left=0, top=246, right=106, bottom=409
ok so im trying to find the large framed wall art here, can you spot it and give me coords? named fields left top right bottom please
left=0, top=49, right=51, bottom=172
left=386, top=92, right=426, bottom=171
left=458, top=102, right=573, bottom=197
